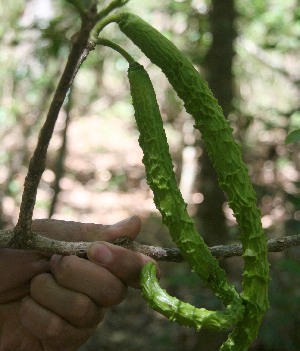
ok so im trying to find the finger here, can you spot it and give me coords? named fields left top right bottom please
left=20, top=297, right=95, bottom=350
left=79, top=215, right=142, bottom=242
left=50, top=254, right=127, bottom=307
left=32, top=216, right=141, bottom=243
left=0, top=249, right=50, bottom=302
left=18, top=336, right=43, bottom=351
left=2, top=336, right=43, bottom=351
left=30, top=273, right=104, bottom=328
left=87, top=242, right=160, bottom=289
left=0, top=303, right=43, bottom=351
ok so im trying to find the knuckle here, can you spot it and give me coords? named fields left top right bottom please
left=104, top=283, right=127, bottom=306
left=20, top=338, right=43, bottom=351
left=54, top=255, right=78, bottom=282
left=30, top=273, right=50, bottom=292
left=67, top=294, right=94, bottom=322
left=81, top=222, right=104, bottom=234
left=44, top=314, right=64, bottom=340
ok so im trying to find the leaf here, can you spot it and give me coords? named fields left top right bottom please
left=285, top=129, right=300, bottom=144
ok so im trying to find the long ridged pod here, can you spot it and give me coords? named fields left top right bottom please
left=128, top=61, right=244, bottom=330
left=141, top=262, right=243, bottom=331
left=119, top=13, right=269, bottom=350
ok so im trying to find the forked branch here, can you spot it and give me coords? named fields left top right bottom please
left=10, top=5, right=100, bottom=247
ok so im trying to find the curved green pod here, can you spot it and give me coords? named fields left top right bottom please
left=128, top=61, right=244, bottom=328
left=141, top=262, right=243, bottom=331
left=119, top=13, right=269, bottom=350
left=128, top=61, right=240, bottom=302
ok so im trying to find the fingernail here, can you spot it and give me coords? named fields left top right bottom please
left=88, top=243, right=112, bottom=264
left=115, top=216, right=134, bottom=227
left=50, top=254, right=62, bottom=267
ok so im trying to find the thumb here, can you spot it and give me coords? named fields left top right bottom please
left=32, top=216, right=141, bottom=243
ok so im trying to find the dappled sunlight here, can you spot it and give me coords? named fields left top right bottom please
left=1, top=1, right=300, bottom=350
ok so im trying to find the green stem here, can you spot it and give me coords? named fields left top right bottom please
left=97, top=0, right=129, bottom=20
left=90, top=14, right=120, bottom=46
left=96, top=38, right=135, bottom=64
left=90, top=1, right=130, bottom=46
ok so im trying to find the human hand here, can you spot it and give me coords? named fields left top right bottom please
left=0, top=216, right=156, bottom=351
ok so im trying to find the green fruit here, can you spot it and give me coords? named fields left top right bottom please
left=128, top=61, right=244, bottom=331
left=120, top=14, right=269, bottom=349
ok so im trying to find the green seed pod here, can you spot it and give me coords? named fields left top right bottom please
left=141, top=262, right=243, bottom=331
left=119, top=13, right=269, bottom=350
left=128, top=61, right=244, bottom=329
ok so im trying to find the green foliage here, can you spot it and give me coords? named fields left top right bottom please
left=257, top=257, right=300, bottom=350
left=285, top=129, right=300, bottom=144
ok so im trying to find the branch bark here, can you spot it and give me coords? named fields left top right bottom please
left=8, top=0, right=132, bottom=251
left=1, top=228, right=299, bottom=262
left=11, top=8, right=98, bottom=247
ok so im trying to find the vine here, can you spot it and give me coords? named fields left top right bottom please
left=95, top=11, right=270, bottom=350
left=95, top=12, right=270, bottom=347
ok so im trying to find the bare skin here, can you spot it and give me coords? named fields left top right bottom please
left=0, top=216, right=156, bottom=351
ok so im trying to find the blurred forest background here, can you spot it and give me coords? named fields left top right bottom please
left=0, top=0, right=300, bottom=350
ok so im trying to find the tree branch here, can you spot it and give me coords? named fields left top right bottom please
left=12, top=11, right=98, bottom=247
left=1, top=229, right=299, bottom=261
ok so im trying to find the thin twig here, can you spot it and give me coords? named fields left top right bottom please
left=111, top=234, right=300, bottom=261
left=13, top=15, right=98, bottom=246
left=96, top=0, right=129, bottom=21
left=6, top=1, right=130, bottom=248
left=1, top=229, right=299, bottom=261
left=97, top=38, right=135, bottom=64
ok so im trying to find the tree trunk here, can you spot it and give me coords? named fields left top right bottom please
left=193, top=0, right=237, bottom=349
left=197, top=0, right=237, bottom=247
